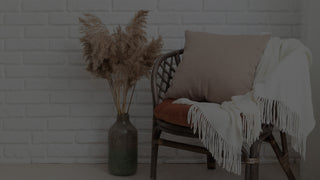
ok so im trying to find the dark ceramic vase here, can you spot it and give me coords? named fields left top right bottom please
left=108, top=113, right=138, bottom=176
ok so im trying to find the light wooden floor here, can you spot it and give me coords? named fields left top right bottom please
left=0, top=163, right=299, bottom=180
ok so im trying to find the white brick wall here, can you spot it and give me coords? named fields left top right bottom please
left=0, top=0, right=302, bottom=164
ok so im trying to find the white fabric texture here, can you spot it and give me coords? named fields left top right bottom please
left=173, top=37, right=315, bottom=175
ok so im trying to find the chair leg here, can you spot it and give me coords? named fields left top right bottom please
left=245, top=140, right=262, bottom=180
left=150, top=128, right=161, bottom=180
left=206, top=154, right=216, bottom=169
left=267, top=133, right=296, bottom=180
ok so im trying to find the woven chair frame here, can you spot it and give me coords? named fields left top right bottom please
left=150, top=49, right=296, bottom=180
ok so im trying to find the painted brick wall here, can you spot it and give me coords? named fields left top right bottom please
left=0, top=0, right=302, bottom=163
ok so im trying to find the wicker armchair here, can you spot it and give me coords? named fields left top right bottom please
left=150, top=49, right=296, bottom=180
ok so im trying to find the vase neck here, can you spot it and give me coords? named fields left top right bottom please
left=117, top=113, right=130, bottom=122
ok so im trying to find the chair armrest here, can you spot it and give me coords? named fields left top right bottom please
left=151, top=49, right=184, bottom=108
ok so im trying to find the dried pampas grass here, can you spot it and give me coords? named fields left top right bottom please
left=79, top=10, right=163, bottom=115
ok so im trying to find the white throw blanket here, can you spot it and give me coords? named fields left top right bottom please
left=173, top=37, right=315, bottom=175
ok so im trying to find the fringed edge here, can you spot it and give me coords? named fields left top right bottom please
left=256, top=96, right=305, bottom=157
left=241, top=113, right=262, bottom=147
left=188, top=105, right=242, bottom=175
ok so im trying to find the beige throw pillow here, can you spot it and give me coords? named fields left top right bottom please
left=166, top=31, right=271, bottom=103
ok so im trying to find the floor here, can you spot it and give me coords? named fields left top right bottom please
left=0, top=163, right=299, bottom=180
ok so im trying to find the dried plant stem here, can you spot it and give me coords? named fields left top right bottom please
left=122, top=84, right=128, bottom=113
left=107, top=80, right=118, bottom=113
left=116, top=85, right=121, bottom=114
left=126, top=84, right=136, bottom=113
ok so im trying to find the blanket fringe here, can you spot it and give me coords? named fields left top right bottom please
left=256, top=97, right=305, bottom=157
left=241, top=113, right=261, bottom=147
left=188, top=105, right=242, bottom=175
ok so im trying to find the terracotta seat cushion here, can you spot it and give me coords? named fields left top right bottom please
left=154, top=99, right=245, bottom=127
left=154, top=99, right=191, bottom=127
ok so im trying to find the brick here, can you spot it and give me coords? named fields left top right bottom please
left=292, top=0, right=302, bottom=12
left=68, top=0, right=110, bottom=11
left=129, top=104, right=153, bottom=117
left=25, top=26, right=67, bottom=38
left=159, top=0, right=202, bottom=11
left=138, top=132, right=152, bottom=143
left=75, top=131, right=108, bottom=143
left=0, top=27, right=23, bottom=38
left=204, top=25, right=247, bottom=34
left=50, top=92, right=92, bottom=103
left=269, top=12, right=301, bottom=25
left=138, top=144, right=151, bottom=157
left=48, top=118, right=90, bottom=130
left=6, top=92, right=49, bottom=104
left=48, top=67, right=88, bottom=78
left=48, top=144, right=89, bottom=157
left=246, top=25, right=272, bottom=34
left=0, top=93, right=4, bottom=103
left=97, top=12, right=133, bottom=25
left=204, top=0, right=247, bottom=11
left=4, top=118, right=45, bottom=130
left=23, top=52, right=66, bottom=65
left=25, top=79, right=69, bottom=90
left=0, top=132, right=30, bottom=143
left=148, top=13, right=181, bottom=25
left=134, top=91, right=152, bottom=104
left=162, top=39, right=183, bottom=51
left=4, top=13, right=48, bottom=25
left=0, top=40, right=3, bottom=50
left=5, top=67, right=48, bottom=77
left=91, top=118, right=113, bottom=130
left=5, top=39, right=49, bottom=50
left=70, top=104, right=114, bottom=117
left=135, top=78, right=150, bottom=91
left=92, top=92, right=113, bottom=103
left=23, top=0, right=65, bottom=11
left=26, top=104, right=69, bottom=117
left=182, top=13, right=226, bottom=24
left=132, top=117, right=152, bottom=130
left=48, top=117, right=112, bottom=130
left=68, top=79, right=107, bottom=90
left=4, top=145, right=45, bottom=158
left=292, top=25, right=302, bottom=38
left=0, top=79, right=23, bottom=90
left=32, top=132, right=74, bottom=144
left=0, top=52, right=22, bottom=64
left=49, top=13, right=80, bottom=25
left=0, top=0, right=21, bottom=11
left=159, top=26, right=203, bottom=38
left=88, top=144, right=108, bottom=157
left=249, top=0, right=291, bottom=11
left=113, top=0, right=156, bottom=11
left=268, top=26, right=292, bottom=38
left=0, top=105, right=25, bottom=117
left=68, top=26, right=82, bottom=38
left=227, top=12, right=269, bottom=25
left=49, top=39, right=81, bottom=51
left=66, top=52, right=85, bottom=65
